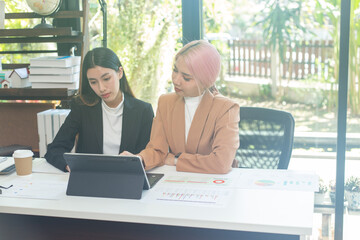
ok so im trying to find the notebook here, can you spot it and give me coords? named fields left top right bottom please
left=63, top=153, right=164, bottom=199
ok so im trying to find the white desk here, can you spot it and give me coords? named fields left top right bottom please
left=0, top=159, right=315, bottom=240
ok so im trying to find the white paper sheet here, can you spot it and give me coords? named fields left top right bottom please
left=144, top=171, right=237, bottom=207
left=236, top=169, right=319, bottom=191
left=0, top=177, right=67, bottom=200
left=32, top=158, right=66, bottom=174
left=162, top=176, right=233, bottom=187
left=148, top=186, right=232, bottom=207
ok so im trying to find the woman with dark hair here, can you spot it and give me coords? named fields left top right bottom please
left=45, top=47, right=154, bottom=172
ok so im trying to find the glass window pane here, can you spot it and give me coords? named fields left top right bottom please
left=201, top=0, right=360, bottom=239
left=87, top=0, right=182, bottom=105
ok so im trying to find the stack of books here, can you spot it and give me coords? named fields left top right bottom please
left=29, top=56, right=81, bottom=89
left=37, top=109, right=72, bottom=157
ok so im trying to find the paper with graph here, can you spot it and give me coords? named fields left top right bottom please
left=0, top=178, right=67, bottom=200
left=236, top=169, right=318, bottom=191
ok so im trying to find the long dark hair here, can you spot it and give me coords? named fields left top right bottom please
left=78, top=47, right=135, bottom=106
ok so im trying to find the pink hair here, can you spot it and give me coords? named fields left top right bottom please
left=175, top=40, right=221, bottom=89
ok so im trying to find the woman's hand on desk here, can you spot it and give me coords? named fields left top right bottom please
left=165, top=153, right=181, bottom=166
left=66, top=165, right=71, bottom=172
left=120, top=151, right=145, bottom=168
left=164, top=154, right=176, bottom=166
left=119, top=151, right=136, bottom=157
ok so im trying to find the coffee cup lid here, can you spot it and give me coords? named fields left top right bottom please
left=13, top=149, right=34, bottom=158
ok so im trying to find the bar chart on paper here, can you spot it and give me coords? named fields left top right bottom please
left=154, top=187, right=231, bottom=206
left=146, top=174, right=239, bottom=206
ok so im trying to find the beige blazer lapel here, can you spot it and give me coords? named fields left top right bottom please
left=171, top=96, right=186, bottom=153
left=185, top=90, right=214, bottom=154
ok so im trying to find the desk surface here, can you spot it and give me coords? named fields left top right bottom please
left=0, top=159, right=315, bottom=237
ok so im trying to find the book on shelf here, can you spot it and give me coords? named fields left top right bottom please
left=31, top=81, right=79, bottom=90
left=30, top=65, right=81, bottom=75
left=30, top=56, right=81, bottom=68
left=29, top=72, right=80, bottom=83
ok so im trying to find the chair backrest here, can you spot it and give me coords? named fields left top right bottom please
left=236, top=107, right=295, bottom=169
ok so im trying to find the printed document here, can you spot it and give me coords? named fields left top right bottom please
left=236, top=168, right=318, bottom=191
left=0, top=178, right=67, bottom=200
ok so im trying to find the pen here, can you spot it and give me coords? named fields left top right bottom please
left=0, top=184, right=13, bottom=189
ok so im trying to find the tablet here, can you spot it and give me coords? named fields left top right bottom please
left=63, top=153, right=163, bottom=199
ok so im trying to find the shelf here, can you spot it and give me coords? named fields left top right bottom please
left=0, top=50, right=58, bottom=54
left=2, top=63, right=30, bottom=70
left=0, top=27, right=82, bottom=44
left=0, top=1, right=88, bottom=47
left=0, top=35, right=83, bottom=44
left=0, top=27, right=80, bottom=37
left=0, top=0, right=87, bottom=152
left=0, top=88, right=77, bottom=100
left=5, top=11, right=84, bottom=20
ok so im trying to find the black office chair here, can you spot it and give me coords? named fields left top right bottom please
left=235, top=107, right=295, bottom=169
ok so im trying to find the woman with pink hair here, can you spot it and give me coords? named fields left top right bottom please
left=122, top=40, right=240, bottom=174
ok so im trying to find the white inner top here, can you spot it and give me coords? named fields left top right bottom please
left=184, top=93, right=204, bottom=143
left=102, top=95, right=124, bottom=155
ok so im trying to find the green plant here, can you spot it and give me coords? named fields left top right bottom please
left=313, top=0, right=360, bottom=115
left=317, top=179, right=328, bottom=193
left=345, top=176, right=360, bottom=192
left=253, top=0, right=309, bottom=98
left=329, top=180, right=336, bottom=192
left=329, top=179, right=336, bottom=203
left=348, top=0, right=360, bottom=115
left=88, top=0, right=181, bottom=105
left=0, top=0, right=46, bottom=64
left=259, top=84, right=273, bottom=100
left=217, top=82, right=243, bottom=99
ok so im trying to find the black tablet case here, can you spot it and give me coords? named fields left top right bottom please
left=64, top=153, right=147, bottom=200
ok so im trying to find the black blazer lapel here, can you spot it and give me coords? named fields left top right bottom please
left=120, top=96, right=135, bottom=153
left=89, top=101, right=103, bottom=153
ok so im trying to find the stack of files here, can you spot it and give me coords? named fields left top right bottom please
left=29, top=56, right=81, bottom=89
left=37, top=109, right=71, bottom=157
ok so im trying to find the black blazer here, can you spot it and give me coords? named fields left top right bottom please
left=45, top=94, right=154, bottom=171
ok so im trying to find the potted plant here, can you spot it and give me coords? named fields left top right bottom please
left=315, top=179, right=328, bottom=205
left=329, top=180, right=336, bottom=204
left=345, top=176, right=360, bottom=210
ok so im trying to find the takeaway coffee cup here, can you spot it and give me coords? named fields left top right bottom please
left=12, top=149, right=34, bottom=176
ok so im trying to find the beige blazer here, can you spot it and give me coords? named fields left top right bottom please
left=139, top=90, right=240, bottom=174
